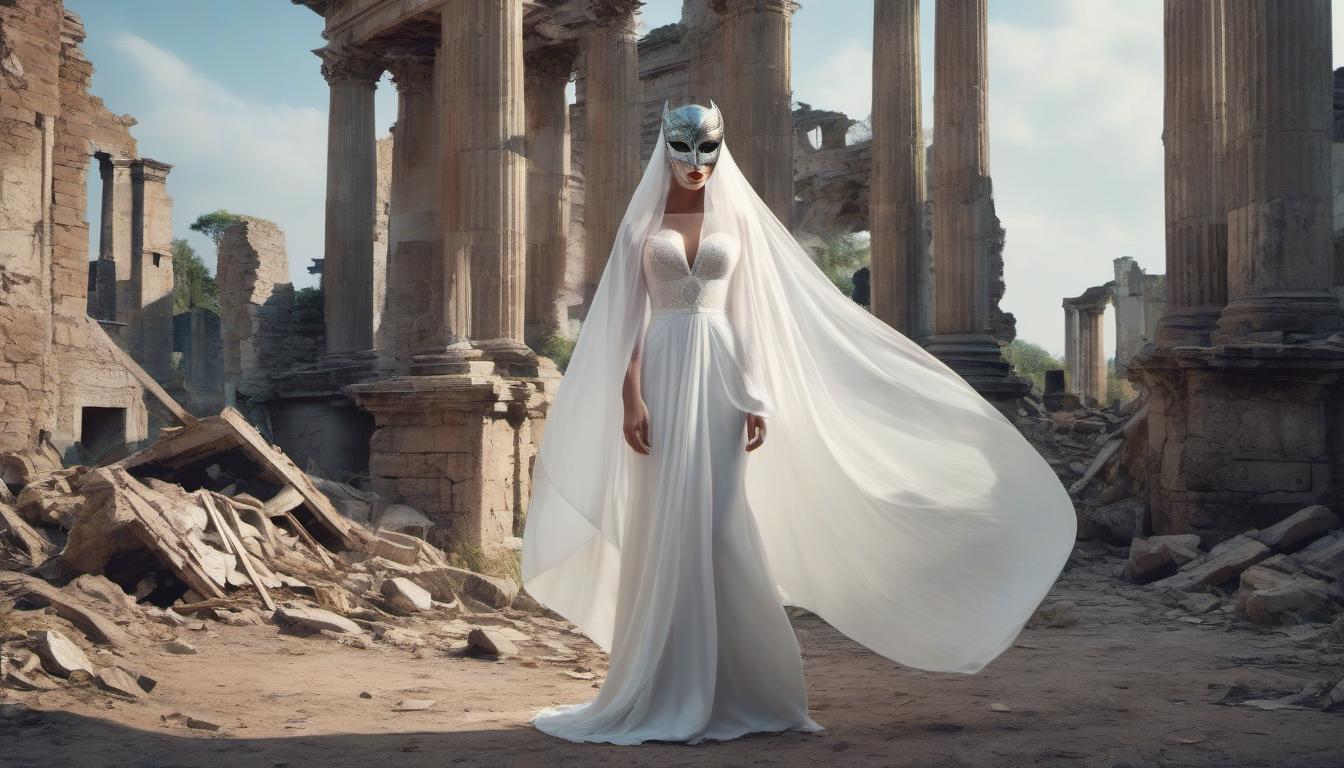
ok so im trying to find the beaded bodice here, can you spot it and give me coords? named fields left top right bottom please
left=642, top=229, right=738, bottom=312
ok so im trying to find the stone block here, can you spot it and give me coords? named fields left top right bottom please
left=1154, top=535, right=1270, bottom=591
left=1295, top=532, right=1344, bottom=582
left=1251, top=505, right=1340, bottom=553
left=1243, top=574, right=1339, bottom=626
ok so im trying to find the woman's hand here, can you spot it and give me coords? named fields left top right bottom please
left=623, top=397, right=651, bottom=455
left=745, top=413, right=767, bottom=452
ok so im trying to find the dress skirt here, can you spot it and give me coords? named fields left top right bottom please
left=530, top=307, right=824, bottom=745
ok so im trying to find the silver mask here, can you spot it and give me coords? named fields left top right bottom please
left=662, top=100, right=724, bottom=169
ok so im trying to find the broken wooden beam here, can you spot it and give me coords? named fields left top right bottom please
left=0, top=572, right=132, bottom=647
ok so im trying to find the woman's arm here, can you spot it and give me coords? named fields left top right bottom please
left=623, top=335, right=651, bottom=455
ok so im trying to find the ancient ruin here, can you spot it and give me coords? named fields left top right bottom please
left=2, top=1, right=1344, bottom=762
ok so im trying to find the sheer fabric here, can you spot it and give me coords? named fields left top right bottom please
left=521, top=124, right=1076, bottom=677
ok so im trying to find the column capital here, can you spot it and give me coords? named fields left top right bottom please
left=708, top=0, right=799, bottom=19
left=131, top=158, right=173, bottom=183
left=524, top=44, right=579, bottom=84
left=386, top=53, right=435, bottom=93
left=315, top=44, right=384, bottom=85
left=589, top=0, right=643, bottom=28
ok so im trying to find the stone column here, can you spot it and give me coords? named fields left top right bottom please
left=415, top=0, right=534, bottom=376
left=1156, top=0, right=1227, bottom=347
left=317, top=45, right=384, bottom=367
left=94, top=153, right=133, bottom=326
left=1063, top=301, right=1079, bottom=392
left=924, top=0, right=1024, bottom=397
left=715, top=0, right=797, bottom=226
left=129, top=158, right=175, bottom=382
left=1080, top=306, right=1107, bottom=406
left=1214, top=0, right=1344, bottom=340
left=525, top=45, right=577, bottom=349
left=581, top=1, right=641, bottom=310
left=869, top=0, right=925, bottom=334
left=382, top=52, right=440, bottom=373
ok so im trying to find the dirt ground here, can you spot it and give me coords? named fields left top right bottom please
left=3, top=544, right=1342, bottom=768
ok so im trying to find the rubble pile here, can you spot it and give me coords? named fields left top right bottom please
left=1008, top=390, right=1141, bottom=515
left=1111, top=504, right=1344, bottom=631
left=0, top=407, right=584, bottom=707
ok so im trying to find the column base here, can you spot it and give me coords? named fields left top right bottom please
left=409, top=340, right=494, bottom=376
left=1154, top=307, right=1224, bottom=347
left=1127, top=340, right=1344, bottom=543
left=1212, top=292, right=1344, bottom=344
left=923, top=332, right=1032, bottom=400
left=349, top=364, right=562, bottom=554
left=317, top=349, right=380, bottom=380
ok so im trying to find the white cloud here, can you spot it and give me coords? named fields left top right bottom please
left=794, top=39, right=874, bottom=119
left=986, top=0, right=1165, bottom=358
left=108, top=34, right=332, bottom=286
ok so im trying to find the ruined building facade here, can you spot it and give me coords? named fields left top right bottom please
left=1127, top=0, right=1344, bottom=542
left=0, top=1, right=176, bottom=467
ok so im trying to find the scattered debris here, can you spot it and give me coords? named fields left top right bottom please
left=380, top=578, right=432, bottom=613
left=162, top=711, right=221, bottom=731
left=273, top=605, right=361, bottom=636
left=466, top=627, right=518, bottom=658
left=30, top=629, right=93, bottom=678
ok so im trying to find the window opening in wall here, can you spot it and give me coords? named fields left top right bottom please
left=80, top=406, right=127, bottom=461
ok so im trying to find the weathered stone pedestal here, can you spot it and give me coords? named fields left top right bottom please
left=350, top=354, right=559, bottom=553
left=263, top=360, right=379, bottom=482
left=923, top=333, right=1029, bottom=400
left=1127, top=340, right=1344, bottom=543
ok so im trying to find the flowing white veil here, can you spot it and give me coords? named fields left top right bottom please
left=521, top=121, right=1076, bottom=675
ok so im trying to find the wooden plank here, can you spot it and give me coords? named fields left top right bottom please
left=262, top=485, right=304, bottom=518
left=112, top=471, right=228, bottom=601
left=281, top=507, right=337, bottom=570
left=200, top=494, right=274, bottom=611
left=0, top=572, right=132, bottom=647
left=217, top=409, right=364, bottom=551
left=89, top=317, right=197, bottom=427
left=0, top=502, right=56, bottom=564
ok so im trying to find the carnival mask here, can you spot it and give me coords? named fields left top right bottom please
left=662, top=100, right=724, bottom=190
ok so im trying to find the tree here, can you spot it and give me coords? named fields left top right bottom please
left=171, top=238, right=219, bottom=313
left=817, top=232, right=871, bottom=300
left=1002, top=338, right=1064, bottom=395
left=189, top=210, right=245, bottom=247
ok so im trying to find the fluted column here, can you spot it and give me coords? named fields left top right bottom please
left=924, top=0, right=1022, bottom=396
left=1156, top=0, right=1227, bottom=347
left=869, top=0, right=925, bottom=333
left=525, top=45, right=577, bottom=349
left=1080, top=307, right=1107, bottom=405
left=317, top=44, right=383, bottom=364
left=429, top=0, right=531, bottom=374
left=382, top=52, right=440, bottom=373
left=931, top=0, right=989, bottom=338
left=581, top=1, right=642, bottom=309
left=1214, top=0, right=1343, bottom=340
left=1063, top=301, right=1079, bottom=392
left=715, top=0, right=797, bottom=226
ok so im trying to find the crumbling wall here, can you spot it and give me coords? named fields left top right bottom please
left=0, top=2, right=149, bottom=456
left=218, top=217, right=302, bottom=403
left=0, top=0, right=61, bottom=452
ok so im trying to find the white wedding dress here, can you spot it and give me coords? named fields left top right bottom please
left=530, top=215, right=824, bottom=744
left=522, top=125, right=1076, bottom=749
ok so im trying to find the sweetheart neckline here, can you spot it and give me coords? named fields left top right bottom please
left=650, top=229, right=727, bottom=274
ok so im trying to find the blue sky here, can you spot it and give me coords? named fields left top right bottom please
left=61, top=0, right=1344, bottom=356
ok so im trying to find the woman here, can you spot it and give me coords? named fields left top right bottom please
left=521, top=102, right=1076, bottom=745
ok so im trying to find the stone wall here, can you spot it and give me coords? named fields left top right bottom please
left=217, top=217, right=323, bottom=403
left=0, top=1, right=153, bottom=457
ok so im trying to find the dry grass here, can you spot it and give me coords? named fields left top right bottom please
left=448, top=543, right=522, bottom=585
